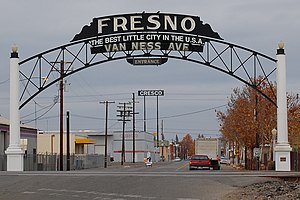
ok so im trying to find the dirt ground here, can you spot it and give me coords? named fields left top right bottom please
left=222, top=178, right=300, bottom=200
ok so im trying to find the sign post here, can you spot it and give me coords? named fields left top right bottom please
left=138, top=90, right=164, bottom=149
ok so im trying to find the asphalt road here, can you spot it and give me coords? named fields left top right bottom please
left=0, top=161, right=288, bottom=200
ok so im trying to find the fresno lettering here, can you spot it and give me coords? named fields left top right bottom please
left=98, top=14, right=196, bottom=34
left=71, top=12, right=222, bottom=42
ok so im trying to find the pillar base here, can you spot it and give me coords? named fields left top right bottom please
left=274, top=143, right=292, bottom=172
left=5, top=146, right=24, bottom=171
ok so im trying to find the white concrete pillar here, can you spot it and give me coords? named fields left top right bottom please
left=274, top=41, right=292, bottom=171
left=5, top=44, right=24, bottom=171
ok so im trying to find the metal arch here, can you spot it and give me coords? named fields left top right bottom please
left=19, top=36, right=277, bottom=109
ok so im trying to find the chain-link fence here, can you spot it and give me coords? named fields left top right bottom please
left=0, top=154, right=105, bottom=171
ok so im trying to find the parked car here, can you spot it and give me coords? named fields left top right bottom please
left=189, top=154, right=211, bottom=170
left=174, top=157, right=181, bottom=162
left=220, top=156, right=230, bottom=165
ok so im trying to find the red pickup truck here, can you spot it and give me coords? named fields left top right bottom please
left=189, top=154, right=220, bottom=170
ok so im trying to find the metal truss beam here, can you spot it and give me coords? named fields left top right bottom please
left=19, top=37, right=277, bottom=109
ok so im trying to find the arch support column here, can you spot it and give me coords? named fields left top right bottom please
left=274, top=41, right=292, bottom=171
left=5, top=45, right=24, bottom=171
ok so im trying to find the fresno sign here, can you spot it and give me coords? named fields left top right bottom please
left=96, top=14, right=197, bottom=34
left=71, top=12, right=222, bottom=54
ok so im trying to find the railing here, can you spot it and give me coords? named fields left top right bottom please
left=0, top=154, right=105, bottom=171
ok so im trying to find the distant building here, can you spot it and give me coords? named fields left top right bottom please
left=0, top=116, right=37, bottom=155
left=37, top=130, right=159, bottom=163
left=0, top=116, right=37, bottom=170
left=37, top=131, right=96, bottom=155
left=88, top=130, right=159, bottom=162
left=158, top=140, right=170, bottom=161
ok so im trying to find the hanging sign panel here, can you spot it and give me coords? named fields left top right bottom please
left=89, top=33, right=205, bottom=53
left=71, top=12, right=222, bottom=54
left=126, top=57, right=168, bottom=66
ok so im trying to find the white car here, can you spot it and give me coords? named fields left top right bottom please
left=174, top=157, right=181, bottom=162
left=220, top=156, right=230, bottom=165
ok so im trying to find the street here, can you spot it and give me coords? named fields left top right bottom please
left=0, top=161, right=287, bottom=200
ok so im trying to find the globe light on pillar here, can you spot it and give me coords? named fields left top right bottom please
left=274, top=41, right=292, bottom=171
left=12, top=43, right=18, bottom=53
left=5, top=44, right=24, bottom=171
left=278, top=41, right=284, bottom=49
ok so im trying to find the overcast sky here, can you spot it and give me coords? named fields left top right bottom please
left=1, top=1, right=299, bottom=140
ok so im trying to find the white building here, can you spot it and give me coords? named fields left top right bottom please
left=88, top=130, right=159, bottom=162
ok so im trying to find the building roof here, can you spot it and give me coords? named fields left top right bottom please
left=0, top=116, right=37, bottom=130
left=0, top=116, right=10, bottom=125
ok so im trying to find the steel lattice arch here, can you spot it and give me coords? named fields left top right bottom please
left=19, top=35, right=277, bottom=109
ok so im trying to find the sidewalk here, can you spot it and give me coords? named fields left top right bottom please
left=108, top=161, right=170, bottom=169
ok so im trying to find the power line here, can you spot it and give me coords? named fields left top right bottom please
left=22, top=103, right=56, bottom=124
left=0, top=79, right=9, bottom=85
left=147, top=104, right=227, bottom=120
left=31, top=104, right=227, bottom=124
left=20, top=102, right=55, bottom=119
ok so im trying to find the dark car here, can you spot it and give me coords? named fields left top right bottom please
left=189, top=154, right=211, bottom=170
left=210, top=159, right=221, bottom=170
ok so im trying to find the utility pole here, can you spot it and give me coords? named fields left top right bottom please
left=51, top=60, right=71, bottom=171
left=117, top=102, right=132, bottom=165
left=132, top=93, right=139, bottom=163
left=59, top=61, right=64, bottom=171
left=100, top=100, right=115, bottom=168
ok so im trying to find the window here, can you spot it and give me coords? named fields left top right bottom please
left=20, top=139, right=28, bottom=151
left=191, top=155, right=208, bottom=160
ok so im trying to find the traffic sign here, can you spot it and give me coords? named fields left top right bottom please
left=253, top=148, right=260, bottom=158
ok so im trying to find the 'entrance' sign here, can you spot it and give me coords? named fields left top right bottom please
left=71, top=12, right=222, bottom=54
left=126, top=57, right=168, bottom=66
